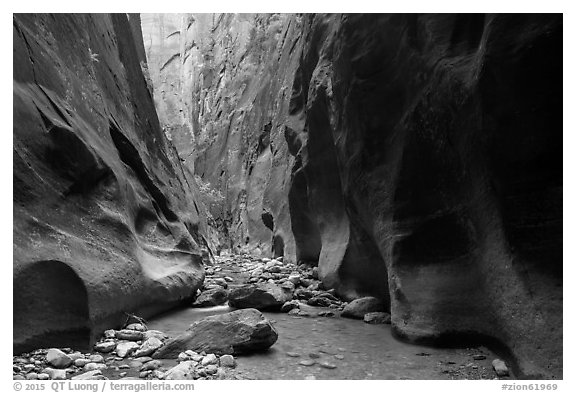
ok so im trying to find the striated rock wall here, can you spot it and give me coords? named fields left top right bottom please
left=144, top=13, right=562, bottom=377
left=142, top=13, right=303, bottom=257
left=13, top=13, right=211, bottom=353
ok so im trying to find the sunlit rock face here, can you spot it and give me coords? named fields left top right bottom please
left=144, top=13, right=562, bottom=378
left=142, top=13, right=302, bottom=258
left=13, top=13, right=210, bottom=353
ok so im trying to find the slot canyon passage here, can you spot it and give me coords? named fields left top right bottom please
left=12, top=13, right=563, bottom=381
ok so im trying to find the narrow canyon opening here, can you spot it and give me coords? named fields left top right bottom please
left=12, top=13, right=562, bottom=381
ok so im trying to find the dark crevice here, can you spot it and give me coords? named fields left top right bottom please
left=109, top=121, right=178, bottom=222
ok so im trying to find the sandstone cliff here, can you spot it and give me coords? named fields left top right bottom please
left=144, top=13, right=562, bottom=378
left=13, top=13, right=210, bottom=353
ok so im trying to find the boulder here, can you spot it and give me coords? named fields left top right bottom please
left=164, top=361, right=196, bottom=380
left=153, top=308, right=278, bottom=357
left=46, top=349, right=73, bottom=368
left=192, top=288, right=228, bottom=307
left=363, top=312, right=391, bottom=324
left=228, top=283, right=292, bottom=310
left=143, top=330, right=169, bottom=341
left=341, top=297, right=385, bottom=319
left=133, top=337, right=163, bottom=357
left=94, top=341, right=116, bottom=353
left=116, top=342, right=139, bottom=358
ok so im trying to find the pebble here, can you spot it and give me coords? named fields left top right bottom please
left=334, top=354, right=345, bottom=360
left=115, top=329, right=144, bottom=341
left=125, top=323, right=147, bottom=332
left=25, top=372, right=38, bottom=380
left=94, top=341, right=117, bottom=353
left=304, top=375, right=316, bottom=380
left=473, top=354, right=487, bottom=360
left=219, top=354, right=236, bottom=368
left=201, top=353, right=218, bottom=366
left=319, top=362, right=337, bottom=369
left=205, top=365, right=218, bottom=375
left=492, top=359, right=509, bottom=377
left=140, top=360, right=163, bottom=371
left=286, top=352, right=301, bottom=357
left=71, top=370, right=103, bottom=380
left=309, top=353, right=321, bottom=359
left=89, top=354, right=105, bottom=363
left=83, top=363, right=107, bottom=372
left=37, top=373, right=49, bottom=380
left=298, top=360, right=316, bottom=366
left=44, top=368, right=67, bottom=380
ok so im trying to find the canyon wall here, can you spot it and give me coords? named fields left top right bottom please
left=13, top=13, right=211, bottom=353
left=144, top=13, right=562, bottom=378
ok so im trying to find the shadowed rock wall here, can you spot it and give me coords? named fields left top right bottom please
left=144, top=13, right=562, bottom=378
left=13, top=13, right=211, bottom=353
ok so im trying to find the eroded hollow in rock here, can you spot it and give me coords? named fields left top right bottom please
left=14, top=260, right=91, bottom=353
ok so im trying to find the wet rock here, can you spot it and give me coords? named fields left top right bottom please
left=219, top=354, right=236, bottom=368
left=46, top=349, right=73, bottom=368
left=363, top=312, right=391, bottom=324
left=94, top=341, right=117, bottom=353
left=133, top=337, right=163, bottom=357
left=153, top=308, right=278, bottom=357
left=125, top=323, right=147, bottom=332
left=341, top=297, right=385, bottom=319
left=205, top=365, right=218, bottom=375
left=201, top=354, right=218, bottom=366
left=74, top=358, right=91, bottom=368
left=44, top=368, right=67, bottom=380
left=89, top=354, right=105, bottom=363
left=116, top=342, right=140, bottom=358
left=143, top=330, right=169, bottom=341
left=307, top=296, right=332, bottom=307
left=192, top=287, right=228, bottom=307
left=104, top=330, right=116, bottom=339
left=164, top=361, right=196, bottom=380
left=298, top=360, right=315, bottom=366
left=228, top=283, right=292, bottom=310
left=473, top=354, right=487, bottom=360
left=281, top=300, right=300, bottom=313
left=288, top=274, right=301, bottom=285
left=492, top=359, right=510, bottom=377
left=317, top=311, right=335, bottom=317
left=72, top=370, right=104, bottom=380
left=83, top=363, right=107, bottom=372
left=115, top=329, right=144, bottom=341
left=140, top=360, right=163, bottom=371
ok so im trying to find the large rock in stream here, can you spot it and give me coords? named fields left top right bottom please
left=153, top=309, right=278, bottom=357
left=228, top=283, right=293, bottom=310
